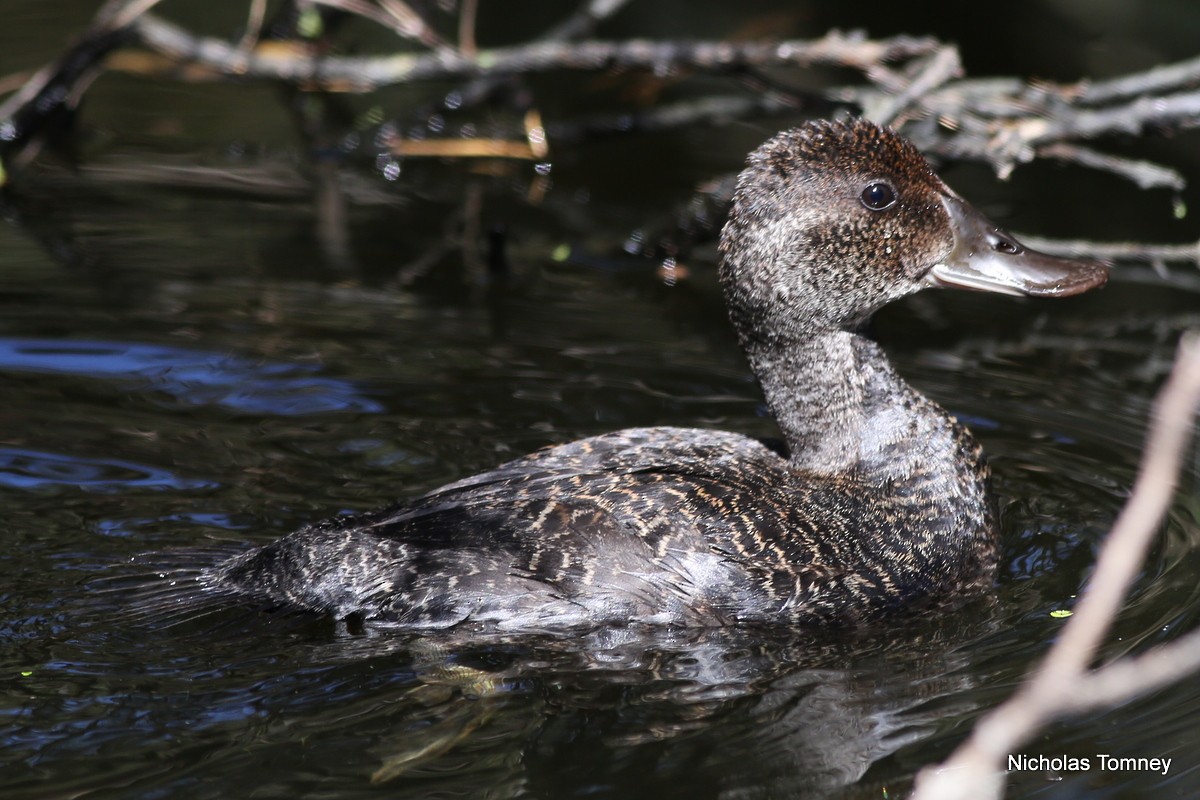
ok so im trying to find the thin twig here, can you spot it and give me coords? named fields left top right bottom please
left=458, top=0, right=477, bottom=57
left=442, top=0, right=633, bottom=113
left=0, top=0, right=155, bottom=122
left=1035, top=142, right=1187, bottom=191
left=237, top=0, right=268, bottom=52
left=537, top=0, right=632, bottom=43
left=312, top=0, right=449, bottom=49
left=1080, top=52, right=1200, bottom=105
left=906, top=83, right=1200, bottom=180
left=1054, top=624, right=1200, bottom=714
left=105, top=0, right=168, bottom=32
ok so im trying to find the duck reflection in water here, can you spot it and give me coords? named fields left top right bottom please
left=295, top=616, right=993, bottom=796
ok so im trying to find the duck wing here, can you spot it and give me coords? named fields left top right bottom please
left=213, top=426, right=871, bottom=629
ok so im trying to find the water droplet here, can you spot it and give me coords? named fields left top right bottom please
left=624, top=229, right=644, bottom=255
left=659, top=258, right=678, bottom=287
left=373, top=123, right=397, bottom=149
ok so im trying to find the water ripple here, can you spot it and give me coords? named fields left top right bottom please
left=0, top=447, right=216, bottom=493
left=0, top=337, right=383, bottom=415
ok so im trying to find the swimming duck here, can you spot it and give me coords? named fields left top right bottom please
left=203, top=119, right=1107, bottom=630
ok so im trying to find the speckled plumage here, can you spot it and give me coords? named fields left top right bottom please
left=197, top=119, right=1105, bottom=631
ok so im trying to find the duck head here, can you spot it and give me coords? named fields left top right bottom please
left=718, top=119, right=1108, bottom=342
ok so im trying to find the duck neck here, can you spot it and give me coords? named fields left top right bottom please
left=746, top=329, right=977, bottom=484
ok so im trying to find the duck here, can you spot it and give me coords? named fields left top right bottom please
left=196, top=119, right=1107, bottom=631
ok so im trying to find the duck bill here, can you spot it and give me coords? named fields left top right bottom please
left=923, top=195, right=1108, bottom=298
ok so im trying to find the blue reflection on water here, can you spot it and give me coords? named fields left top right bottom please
left=0, top=338, right=383, bottom=415
left=91, top=513, right=251, bottom=537
left=0, top=447, right=217, bottom=493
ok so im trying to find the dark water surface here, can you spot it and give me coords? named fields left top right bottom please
left=4, top=2, right=1200, bottom=799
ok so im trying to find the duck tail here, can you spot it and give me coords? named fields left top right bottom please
left=88, top=541, right=274, bottom=632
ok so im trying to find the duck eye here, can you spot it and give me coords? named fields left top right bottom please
left=860, top=182, right=897, bottom=211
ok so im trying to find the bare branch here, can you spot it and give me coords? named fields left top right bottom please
left=434, top=0, right=633, bottom=120
left=911, top=333, right=1200, bottom=800
left=0, top=0, right=158, bottom=123
left=1035, top=142, right=1187, bottom=191
left=457, top=0, right=478, bottom=57
left=237, top=0, right=268, bottom=52
left=125, top=16, right=939, bottom=89
left=105, top=0, right=169, bottom=32
left=1055, top=624, right=1200, bottom=715
left=110, top=14, right=1200, bottom=191
left=1080, top=53, right=1200, bottom=105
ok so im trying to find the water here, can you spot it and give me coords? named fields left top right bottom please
left=4, top=2, right=1200, bottom=799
